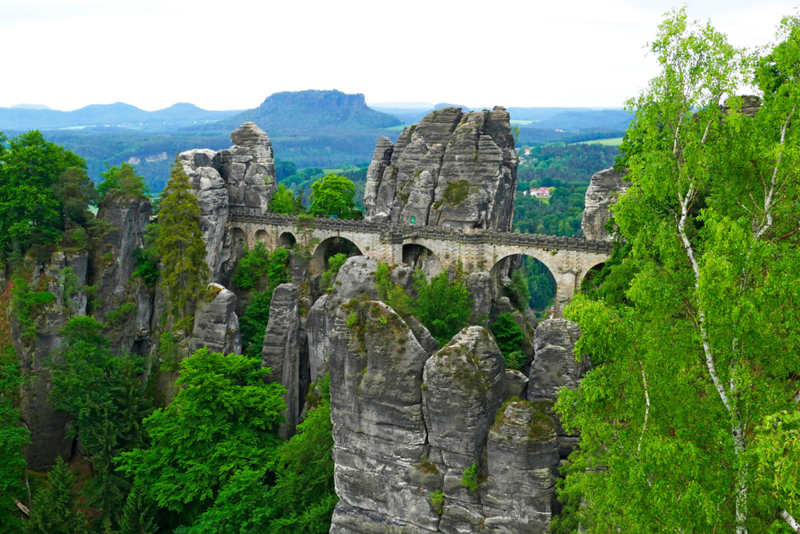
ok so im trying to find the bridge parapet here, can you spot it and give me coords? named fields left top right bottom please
left=227, top=207, right=614, bottom=255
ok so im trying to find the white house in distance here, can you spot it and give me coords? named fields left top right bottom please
left=530, top=187, right=551, bottom=198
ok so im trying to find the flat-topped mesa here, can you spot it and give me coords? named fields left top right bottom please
left=364, top=106, right=518, bottom=231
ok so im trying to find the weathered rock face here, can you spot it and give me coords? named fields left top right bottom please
left=364, top=107, right=517, bottom=231
left=190, top=284, right=241, bottom=356
left=178, top=122, right=277, bottom=282
left=261, top=283, right=301, bottom=440
left=581, top=167, right=629, bottom=241
left=483, top=401, right=560, bottom=533
left=216, top=122, right=276, bottom=211
left=422, top=326, right=506, bottom=533
left=527, top=319, right=588, bottom=457
left=328, top=299, right=435, bottom=533
left=179, top=149, right=230, bottom=280
left=12, top=251, right=90, bottom=470
left=93, top=190, right=153, bottom=354
left=312, top=254, right=567, bottom=533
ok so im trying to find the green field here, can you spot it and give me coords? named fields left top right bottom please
left=571, top=137, right=624, bottom=146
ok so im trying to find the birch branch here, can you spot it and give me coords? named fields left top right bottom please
left=782, top=510, right=800, bottom=533
left=677, top=186, right=732, bottom=413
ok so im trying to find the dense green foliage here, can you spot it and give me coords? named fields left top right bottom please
left=234, top=244, right=290, bottom=357
left=132, top=223, right=161, bottom=286
left=513, top=181, right=587, bottom=237
left=25, top=457, right=91, bottom=534
left=490, top=313, right=525, bottom=363
left=233, top=243, right=290, bottom=292
left=0, top=350, right=28, bottom=534
left=375, top=262, right=413, bottom=318
left=412, top=270, right=473, bottom=345
left=50, top=316, right=150, bottom=527
left=519, top=257, right=557, bottom=311
left=506, top=270, right=531, bottom=312
left=0, top=131, right=90, bottom=257
left=321, top=253, right=348, bottom=291
left=97, top=162, right=149, bottom=198
left=117, top=348, right=286, bottom=524
left=556, top=11, right=800, bottom=533
left=185, top=375, right=337, bottom=534
left=156, top=157, right=210, bottom=330
left=517, top=144, right=618, bottom=184
left=309, top=174, right=363, bottom=219
left=240, top=288, right=275, bottom=358
left=11, top=279, right=57, bottom=341
left=269, top=183, right=304, bottom=215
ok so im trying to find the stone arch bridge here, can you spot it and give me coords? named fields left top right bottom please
left=228, top=207, right=612, bottom=315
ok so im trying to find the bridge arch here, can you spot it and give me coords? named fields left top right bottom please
left=255, top=229, right=269, bottom=244
left=279, top=231, right=297, bottom=249
left=402, top=243, right=443, bottom=276
left=579, top=260, right=606, bottom=288
left=313, top=236, right=363, bottom=272
left=490, top=254, right=559, bottom=314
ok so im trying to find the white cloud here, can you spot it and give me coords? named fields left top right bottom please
left=0, top=0, right=794, bottom=111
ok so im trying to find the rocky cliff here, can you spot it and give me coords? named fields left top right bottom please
left=287, top=257, right=584, bottom=533
left=363, top=107, right=518, bottom=231
left=179, top=122, right=276, bottom=280
left=581, top=167, right=629, bottom=241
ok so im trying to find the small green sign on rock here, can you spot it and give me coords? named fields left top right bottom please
left=411, top=216, right=416, bottom=224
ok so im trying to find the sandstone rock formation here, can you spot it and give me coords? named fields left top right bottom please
left=190, top=283, right=242, bottom=355
left=93, top=190, right=153, bottom=353
left=178, top=122, right=277, bottom=281
left=179, top=149, right=229, bottom=280
left=261, top=283, right=301, bottom=440
left=364, top=107, right=518, bottom=231
left=12, top=251, right=90, bottom=470
left=483, top=400, right=560, bottom=532
left=528, top=319, right=589, bottom=457
left=581, top=167, right=629, bottom=241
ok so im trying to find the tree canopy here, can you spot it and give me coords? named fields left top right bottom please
left=157, top=157, right=210, bottom=330
left=116, top=348, right=286, bottom=523
left=309, top=173, right=362, bottom=219
left=0, top=131, right=88, bottom=255
left=412, top=270, right=474, bottom=345
left=555, top=10, right=800, bottom=533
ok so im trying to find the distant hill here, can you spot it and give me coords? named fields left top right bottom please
left=535, top=109, right=632, bottom=130
left=195, top=89, right=402, bottom=135
left=0, top=102, right=238, bottom=131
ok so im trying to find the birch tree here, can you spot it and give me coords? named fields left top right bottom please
left=555, top=11, right=800, bottom=533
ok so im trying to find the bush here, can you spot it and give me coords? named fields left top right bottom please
left=504, top=350, right=526, bottom=372
left=233, top=244, right=290, bottom=291
left=321, top=253, right=348, bottom=290
left=412, top=270, right=473, bottom=345
left=240, top=288, right=275, bottom=358
left=462, top=464, right=480, bottom=492
left=375, top=263, right=413, bottom=317
left=491, top=313, right=525, bottom=358
left=507, top=269, right=531, bottom=311
left=12, top=278, right=57, bottom=341
left=430, top=490, right=444, bottom=515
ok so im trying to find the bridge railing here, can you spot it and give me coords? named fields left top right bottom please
left=227, top=206, right=613, bottom=254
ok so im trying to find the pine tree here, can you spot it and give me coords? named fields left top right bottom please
left=157, top=157, right=210, bottom=331
left=25, top=457, right=90, bottom=534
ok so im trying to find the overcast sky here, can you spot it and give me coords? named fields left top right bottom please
left=1, top=0, right=795, bottom=111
